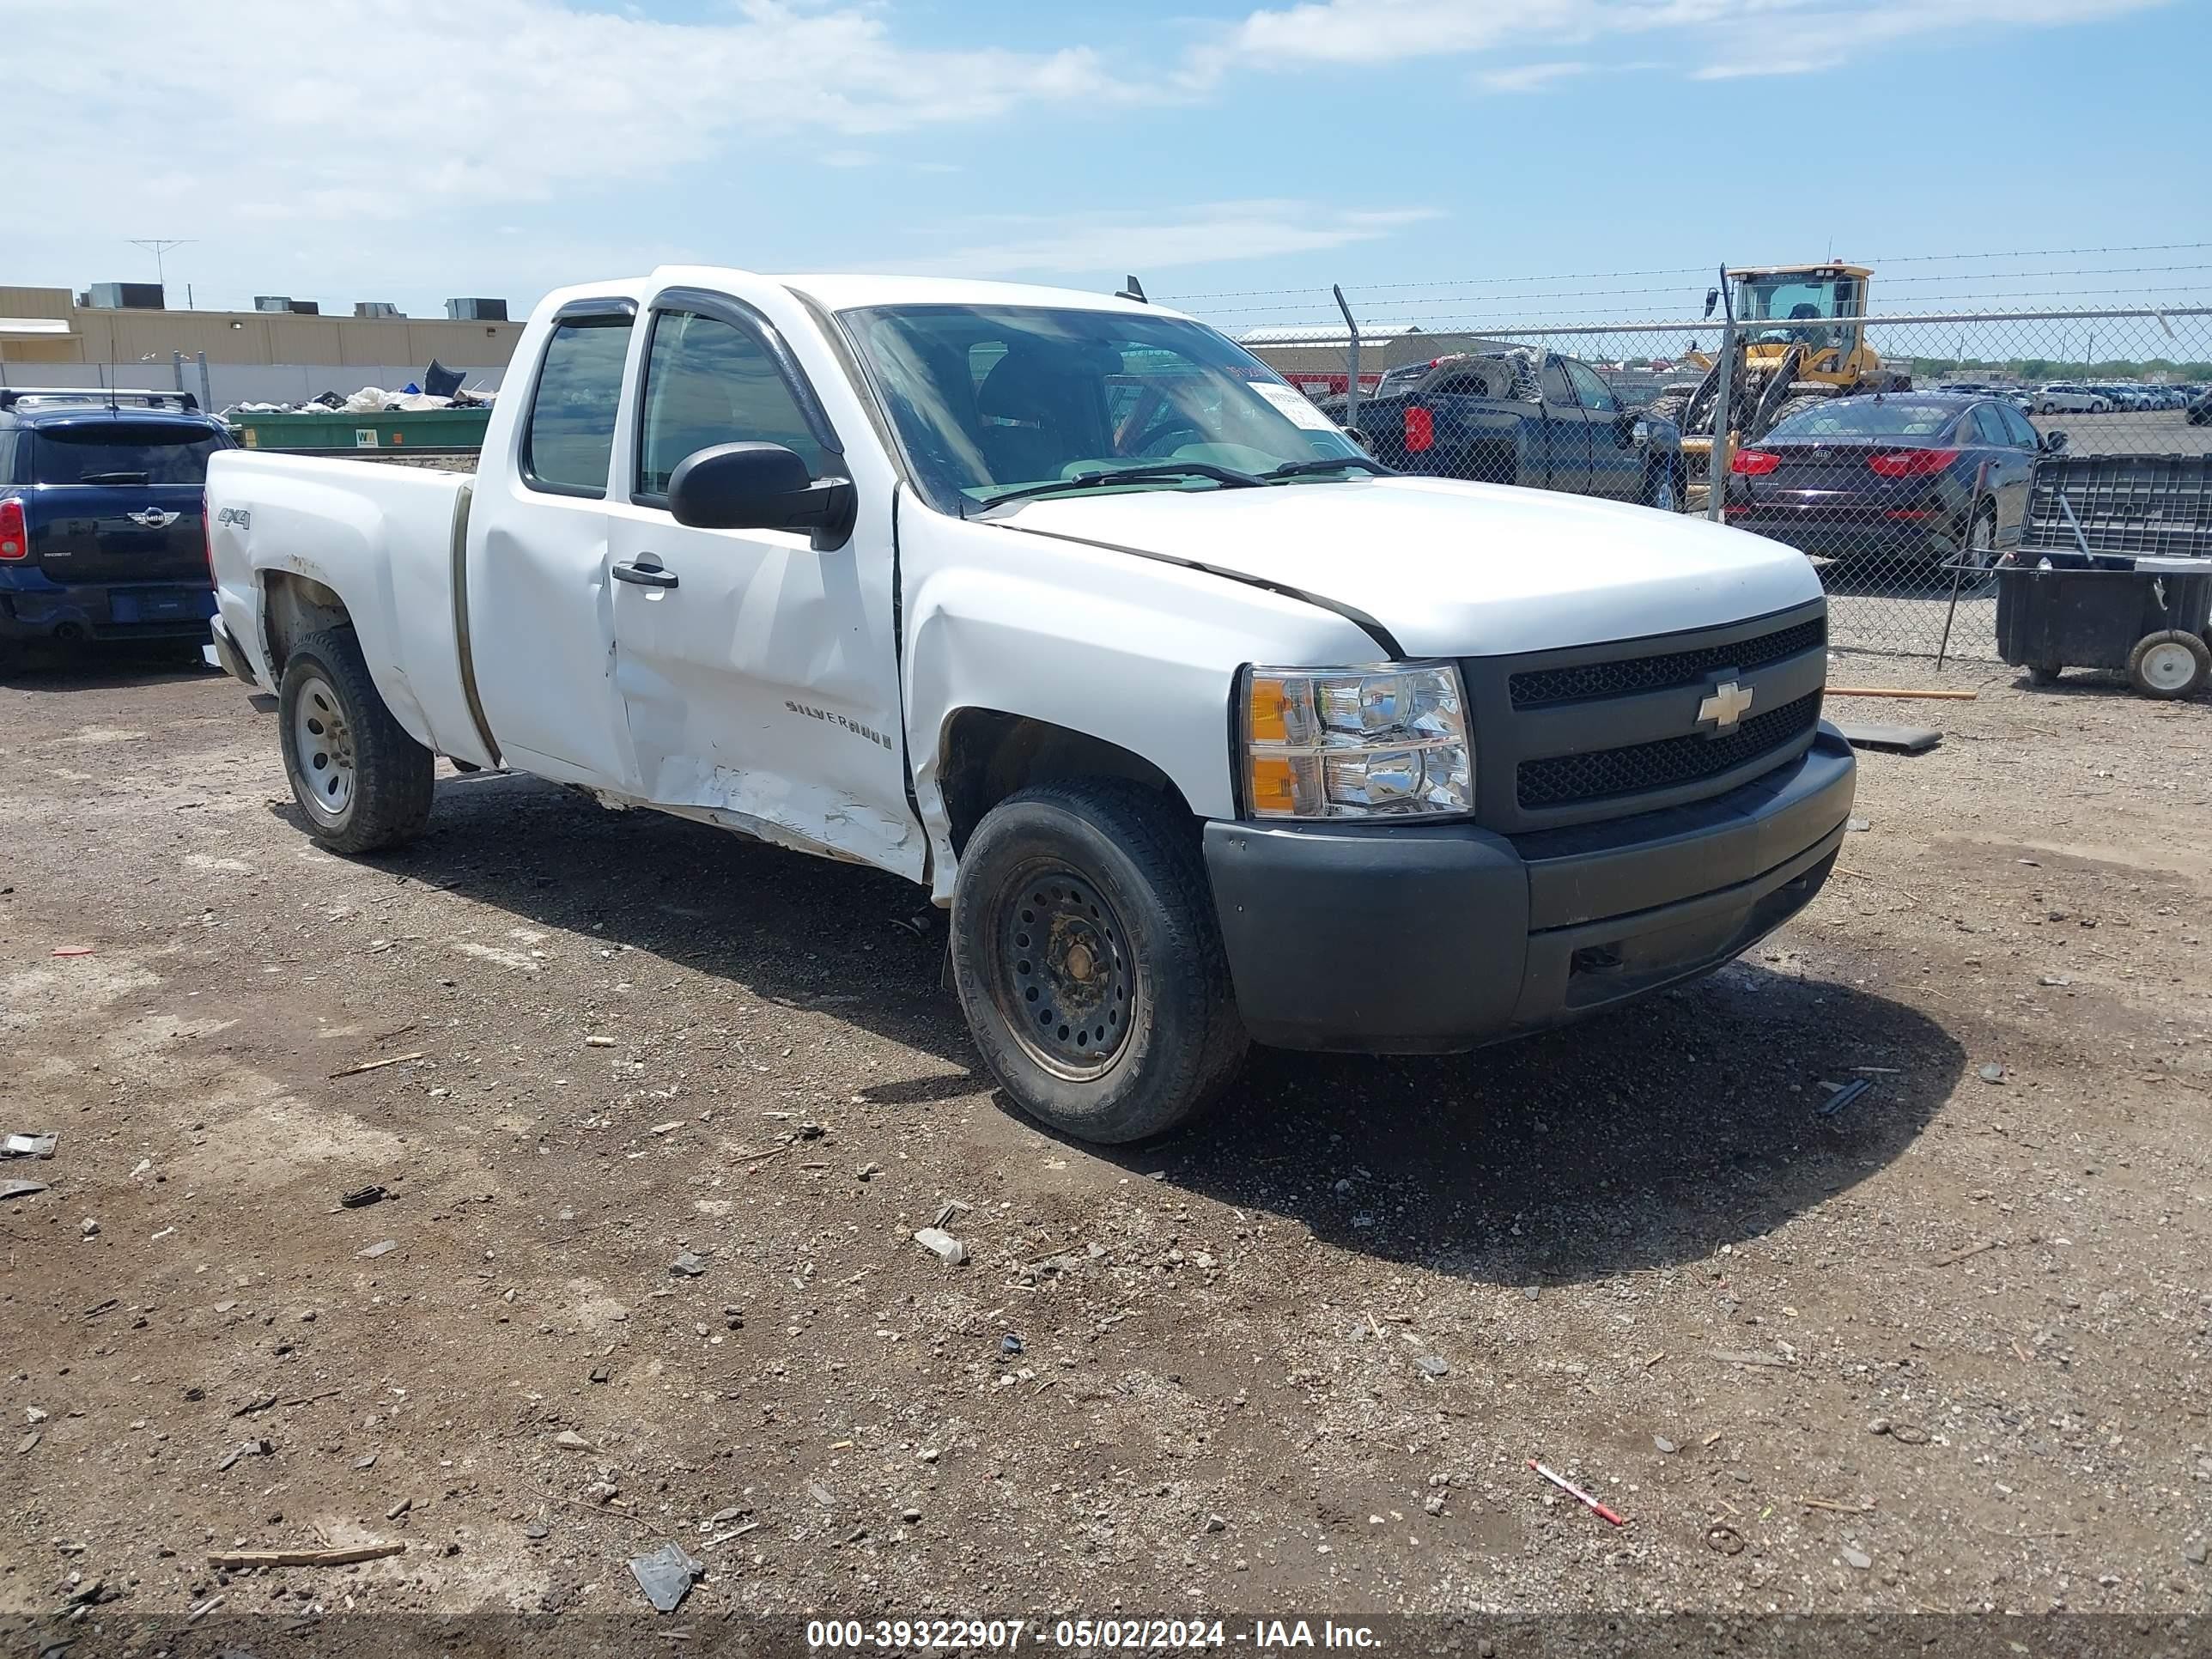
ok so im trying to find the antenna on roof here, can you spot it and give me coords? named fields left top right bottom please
left=1115, top=275, right=1147, bottom=304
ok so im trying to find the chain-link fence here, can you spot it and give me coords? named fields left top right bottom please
left=1184, top=265, right=2212, bottom=665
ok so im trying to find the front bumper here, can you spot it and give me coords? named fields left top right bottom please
left=1204, top=724, right=1856, bottom=1052
left=0, top=577, right=216, bottom=641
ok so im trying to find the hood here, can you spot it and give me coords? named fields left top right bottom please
left=988, top=475, right=1822, bottom=659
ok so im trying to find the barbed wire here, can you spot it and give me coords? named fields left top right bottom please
left=1164, top=243, right=2212, bottom=304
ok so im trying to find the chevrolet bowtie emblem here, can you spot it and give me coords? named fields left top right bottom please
left=1697, top=679, right=1754, bottom=732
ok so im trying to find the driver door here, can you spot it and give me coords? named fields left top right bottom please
left=1565, top=359, right=1642, bottom=501
left=601, top=289, right=918, bottom=877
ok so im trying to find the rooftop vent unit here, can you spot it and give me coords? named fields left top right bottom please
left=85, top=282, right=165, bottom=310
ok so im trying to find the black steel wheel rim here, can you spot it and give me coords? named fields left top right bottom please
left=990, top=860, right=1134, bottom=1079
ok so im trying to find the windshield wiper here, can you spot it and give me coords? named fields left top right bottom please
left=1260, top=456, right=1394, bottom=482
left=79, top=471, right=150, bottom=484
left=975, top=461, right=1264, bottom=510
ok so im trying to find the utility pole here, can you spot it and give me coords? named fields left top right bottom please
left=127, top=239, right=194, bottom=302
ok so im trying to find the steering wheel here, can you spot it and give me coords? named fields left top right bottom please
left=1124, top=416, right=1204, bottom=457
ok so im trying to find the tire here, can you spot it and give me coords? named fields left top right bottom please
left=950, top=779, right=1248, bottom=1144
left=1765, top=392, right=1834, bottom=434
left=1955, top=505, right=2000, bottom=591
left=2027, top=664, right=2064, bottom=686
left=1643, top=460, right=1681, bottom=513
left=277, top=626, right=435, bottom=854
left=2126, top=629, right=2210, bottom=700
left=1644, top=392, right=1692, bottom=433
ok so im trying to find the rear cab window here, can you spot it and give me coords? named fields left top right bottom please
left=32, top=422, right=223, bottom=484
left=523, top=313, right=635, bottom=497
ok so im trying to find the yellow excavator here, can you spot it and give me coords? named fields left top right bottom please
left=1650, top=263, right=1912, bottom=489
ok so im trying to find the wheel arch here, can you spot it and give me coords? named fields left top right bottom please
left=260, top=568, right=353, bottom=678
left=937, top=708, right=1194, bottom=859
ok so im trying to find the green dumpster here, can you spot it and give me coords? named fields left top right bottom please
left=229, top=407, right=491, bottom=453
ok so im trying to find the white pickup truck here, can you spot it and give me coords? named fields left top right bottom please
left=206, top=266, right=1853, bottom=1143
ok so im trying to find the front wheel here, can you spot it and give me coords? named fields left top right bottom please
left=1643, top=461, right=1681, bottom=513
left=951, top=780, right=1248, bottom=1144
left=278, top=627, right=434, bottom=854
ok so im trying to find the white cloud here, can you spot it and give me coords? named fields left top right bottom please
left=7, top=0, right=1134, bottom=239
left=893, top=201, right=1446, bottom=279
left=1190, top=0, right=2169, bottom=82
left=1474, top=60, right=1595, bottom=92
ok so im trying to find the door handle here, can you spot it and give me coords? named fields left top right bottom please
left=611, top=560, right=678, bottom=589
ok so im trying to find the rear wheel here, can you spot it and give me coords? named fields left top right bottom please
left=1954, top=505, right=2001, bottom=592
left=2027, top=664, right=2064, bottom=686
left=2127, top=629, right=2210, bottom=699
left=278, top=627, right=434, bottom=854
left=951, top=779, right=1247, bottom=1144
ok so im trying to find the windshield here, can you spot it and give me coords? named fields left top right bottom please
left=1766, top=400, right=1961, bottom=441
left=1735, top=274, right=1861, bottom=350
left=840, top=304, right=1366, bottom=514
left=33, top=422, right=223, bottom=484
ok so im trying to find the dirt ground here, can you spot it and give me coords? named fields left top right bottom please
left=3, top=643, right=2209, bottom=1633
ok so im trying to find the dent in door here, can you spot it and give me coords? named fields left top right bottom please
left=615, top=550, right=914, bottom=872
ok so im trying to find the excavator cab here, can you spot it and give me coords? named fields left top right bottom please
left=1730, top=265, right=1873, bottom=381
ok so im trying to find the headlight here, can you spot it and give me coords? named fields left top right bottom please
left=1240, top=663, right=1473, bottom=819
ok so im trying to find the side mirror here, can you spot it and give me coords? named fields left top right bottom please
left=1340, top=425, right=1372, bottom=453
left=668, top=442, right=857, bottom=549
left=2041, top=429, right=2069, bottom=453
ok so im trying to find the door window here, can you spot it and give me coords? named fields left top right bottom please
left=1971, top=405, right=2011, bottom=446
left=636, top=310, right=828, bottom=499
left=1540, top=359, right=1573, bottom=405
left=523, top=315, right=634, bottom=497
left=1564, top=360, right=1620, bottom=412
left=1997, top=404, right=2039, bottom=447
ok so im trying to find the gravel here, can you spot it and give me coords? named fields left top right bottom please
left=1, top=647, right=2207, bottom=1616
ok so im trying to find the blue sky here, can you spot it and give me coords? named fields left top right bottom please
left=10, top=0, right=2209, bottom=332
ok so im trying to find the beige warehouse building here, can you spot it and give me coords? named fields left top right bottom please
left=1, top=285, right=524, bottom=405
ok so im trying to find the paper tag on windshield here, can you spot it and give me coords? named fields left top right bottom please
left=1252, top=380, right=1338, bottom=432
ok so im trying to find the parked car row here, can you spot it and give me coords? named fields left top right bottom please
left=1938, top=381, right=2206, bottom=416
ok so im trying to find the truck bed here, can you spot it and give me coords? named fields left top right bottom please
left=205, top=450, right=495, bottom=769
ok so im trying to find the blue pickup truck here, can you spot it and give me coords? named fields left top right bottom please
left=1322, top=350, right=1685, bottom=510
left=0, top=388, right=234, bottom=664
